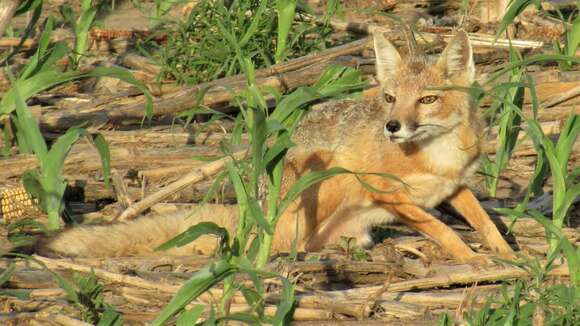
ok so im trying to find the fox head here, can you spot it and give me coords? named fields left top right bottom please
left=373, top=30, right=475, bottom=144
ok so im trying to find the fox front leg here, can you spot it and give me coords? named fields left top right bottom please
left=374, top=193, right=487, bottom=264
left=448, top=186, right=514, bottom=258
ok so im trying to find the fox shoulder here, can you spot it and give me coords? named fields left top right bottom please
left=291, top=98, right=384, bottom=152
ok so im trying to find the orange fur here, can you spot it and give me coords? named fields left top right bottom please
left=41, top=31, right=513, bottom=263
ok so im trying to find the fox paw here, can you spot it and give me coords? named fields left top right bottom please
left=462, top=254, right=495, bottom=266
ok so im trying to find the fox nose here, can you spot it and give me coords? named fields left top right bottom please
left=385, top=120, right=401, bottom=133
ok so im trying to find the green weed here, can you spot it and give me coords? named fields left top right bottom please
left=151, top=63, right=365, bottom=325
left=0, top=7, right=157, bottom=231
left=59, top=0, right=98, bottom=68
left=465, top=4, right=579, bottom=321
left=0, top=16, right=153, bottom=119
left=150, top=0, right=334, bottom=85
left=481, top=46, right=525, bottom=197
left=463, top=278, right=579, bottom=326
left=68, top=271, right=123, bottom=325
left=10, top=80, right=111, bottom=230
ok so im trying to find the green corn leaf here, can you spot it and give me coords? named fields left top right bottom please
left=479, top=156, right=496, bottom=192
left=495, top=0, right=540, bottom=40
left=200, top=170, right=227, bottom=205
left=11, top=81, right=47, bottom=161
left=96, top=308, right=123, bottom=326
left=1, top=66, right=153, bottom=120
left=2, top=0, right=42, bottom=63
left=0, top=289, right=31, bottom=300
left=554, top=115, right=579, bottom=174
left=271, top=66, right=364, bottom=125
left=226, top=158, right=247, bottom=197
left=566, top=14, right=580, bottom=58
left=555, top=182, right=580, bottom=223
left=270, top=86, right=320, bottom=124
left=11, top=114, right=31, bottom=153
left=264, top=136, right=293, bottom=167
left=276, top=167, right=351, bottom=220
left=239, top=0, right=268, bottom=47
left=353, top=173, right=403, bottom=194
left=246, top=236, right=262, bottom=262
left=316, top=65, right=366, bottom=97
left=91, top=133, right=111, bottom=188
left=156, top=221, right=229, bottom=252
left=59, top=4, right=77, bottom=31
left=247, top=199, right=273, bottom=235
left=485, top=54, right=580, bottom=86
left=278, top=167, right=405, bottom=222
left=272, top=277, right=295, bottom=326
left=527, top=210, right=579, bottom=286
left=176, top=305, right=205, bottom=326
left=240, top=283, right=262, bottom=305
left=55, top=271, right=80, bottom=304
left=275, top=0, right=297, bottom=63
left=542, top=140, right=567, bottom=222
left=74, top=1, right=97, bottom=64
left=239, top=258, right=265, bottom=294
left=20, top=16, right=61, bottom=80
left=21, top=170, right=44, bottom=210
left=27, top=42, right=70, bottom=80
left=15, top=0, right=42, bottom=16
left=527, top=145, right=548, bottom=198
left=45, top=127, right=87, bottom=179
left=251, top=107, right=267, bottom=190
left=151, top=260, right=237, bottom=326
left=266, top=120, right=286, bottom=135
left=217, top=313, right=263, bottom=324
left=1, top=70, right=77, bottom=115
left=525, top=74, right=540, bottom=125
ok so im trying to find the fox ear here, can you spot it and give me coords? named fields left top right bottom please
left=373, top=30, right=401, bottom=82
left=436, top=30, right=475, bottom=83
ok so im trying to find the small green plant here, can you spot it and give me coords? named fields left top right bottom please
left=151, top=63, right=366, bottom=325
left=340, top=236, right=369, bottom=261
left=495, top=0, right=542, bottom=39
left=153, top=63, right=363, bottom=325
left=49, top=269, right=123, bottom=326
left=496, top=112, right=579, bottom=286
left=481, top=46, right=525, bottom=197
left=0, top=7, right=157, bottom=231
left=151, top=0, right=334, bottom=85
left=463, top=6, right=579, bottom=320
left=495, top=0, right=579, bottom=71
left=59, top=0, right=98, bottom=68
left=10, top=81, right=111, bottom=230
left=70, top=271, right=123, bottom=325
left=553, top=7, right=580, bottom=71
left=463, top=278, right=579, bottom=326
left=0, top=255, right=122, bottom=325
left=0, top=16, right=153, bottom=119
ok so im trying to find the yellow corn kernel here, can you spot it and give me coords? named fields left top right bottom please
left=0, top=186, right=40, bottom=222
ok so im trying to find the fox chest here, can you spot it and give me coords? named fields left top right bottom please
left=403, top=134, right=479, bottom=208
left=403, top=174, right=461, bottom=208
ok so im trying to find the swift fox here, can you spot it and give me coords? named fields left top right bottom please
left=41, top=30, right=514, bottom=263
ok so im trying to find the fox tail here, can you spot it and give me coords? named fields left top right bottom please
left=37, top=204, right=239, bottom=257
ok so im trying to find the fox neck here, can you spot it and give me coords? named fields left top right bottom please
left=400, top=112, right=481, bottom=178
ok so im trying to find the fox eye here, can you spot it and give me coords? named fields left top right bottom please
left=384, top=93, right=396, bottom=103
left=418, top=95, right=438, bottom=104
